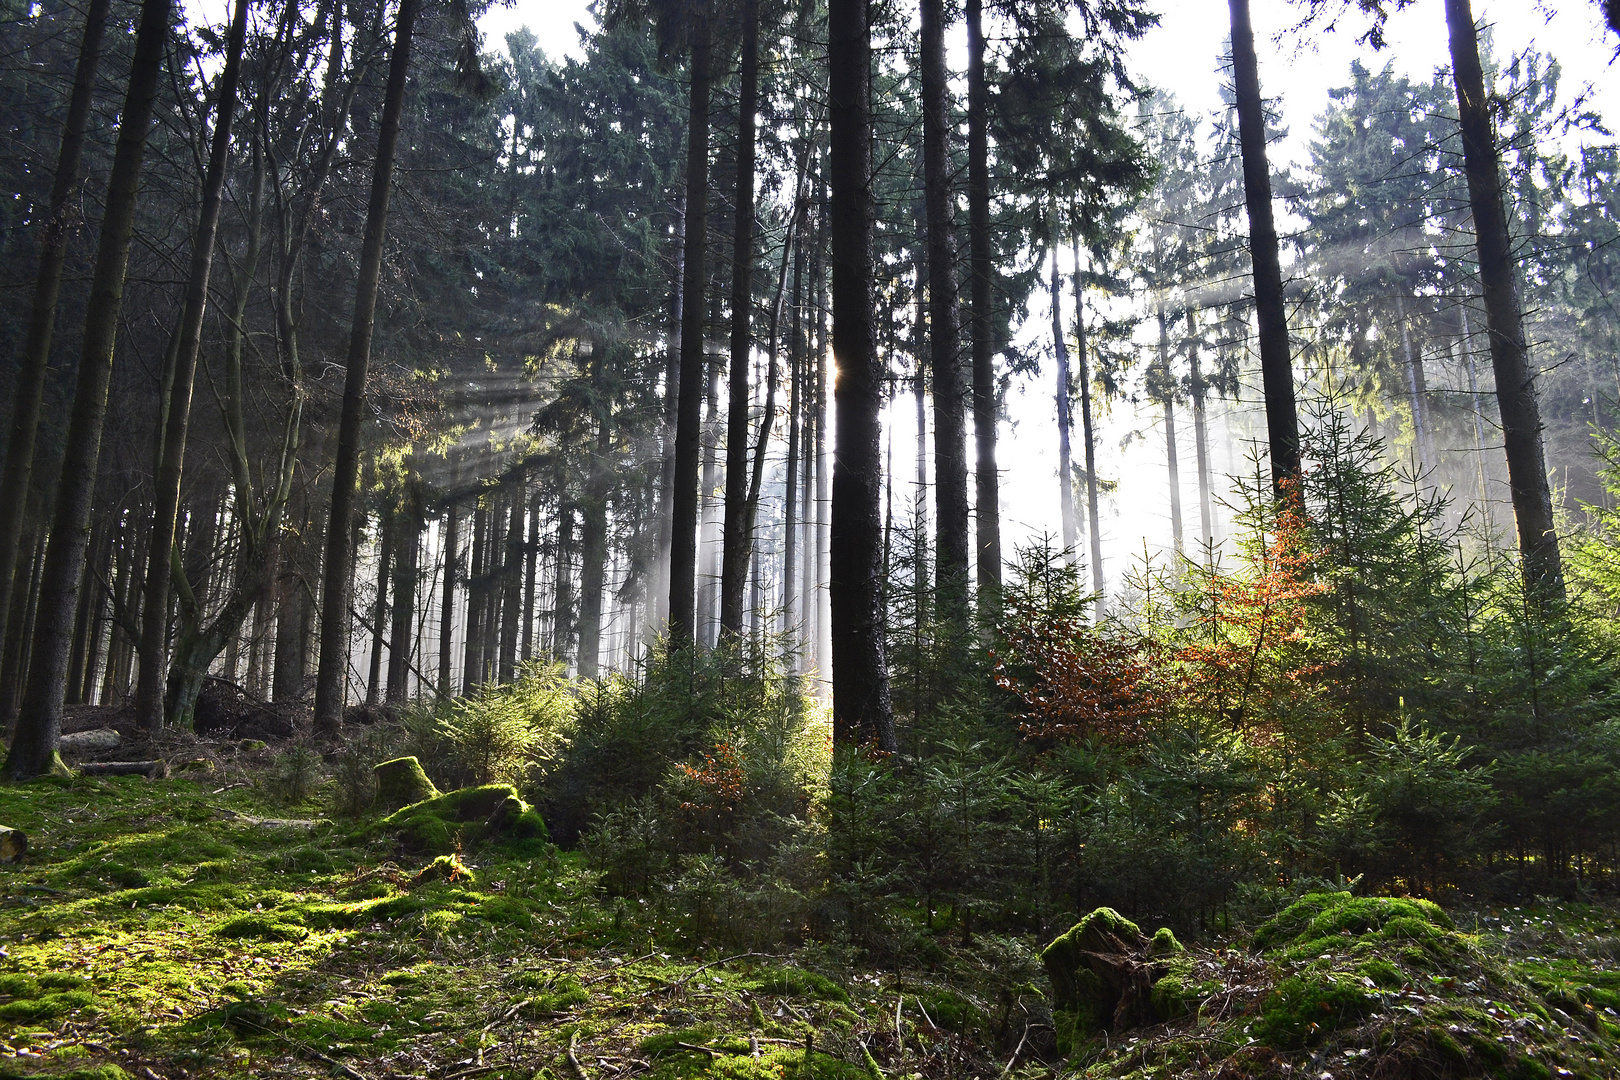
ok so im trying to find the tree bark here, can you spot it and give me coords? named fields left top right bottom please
left=965, top=0, right=1000, bottom=614
left=437, top=499, right=458, bottom=696
left=463, top=503, right=486, bottom=692
left=5, top=0, right=174, bottom=780
left=366, top=511, right=394, bottom=707
left=1072, top=237, right=1105, bottom=617
left=828, top=0, right=896, bottom=749
left=577, top=417, right=611, bottom=678
left=1227, top=0, right=1300, bottom=492
left=497, top=478, right=524, bottom=682
left=654, top=188, right=685, bottom=633
left=134, top=0, right=250, bottom=732
left=668, top=16, right=712, bottom=649
left=1051, top=249, right=1078, bottom=560
left=1158, top=303, right=1184, bottom=557
left=1188, top=307, right=1214, bottom=554
left=920, top=0, right=970, bottom=618
left=1445, top=0, right=1562, bottom=596
left=0, top=0, right=112, bottom=686
left=783, top=220, right=803, bottom=642
left=720, top=0, right=760, bottom=640
left=312, top=0, right=420, bottom=735
left=388, top=482, right=422, bottom=702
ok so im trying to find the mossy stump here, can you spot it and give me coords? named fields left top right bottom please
left=373, top=757, right=440, bottom=811
left=380, top=784, right=548, bottom=852
left=1042, top=907, right=1180, bottom=1052
left=0, top=824, right=25, bottom=862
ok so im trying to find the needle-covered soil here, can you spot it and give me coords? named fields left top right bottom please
left=4, top=761, right=1620, bottom=1080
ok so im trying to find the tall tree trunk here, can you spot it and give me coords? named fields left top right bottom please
left=1072, top=237, right=1105, bottom=616
left=0, top=0, right=112, bottom=686
left=552, top=465, right=576, bottom=666
left=522, top=498, right=538, bottom=661
left=655, top=189, right=685, bottom=633
left=965, top=0, right=1000, bottom=615
left=388, top=482, right=422, bottom=702
left=783, top=222, right=803, bottom=641
left=1051, top=249, right=1078, bottom=560
left=1188, top=307, right=1214, bottom=554
left=1158, top=303, right=1184, bottom=557
left=482, top=493, right=505, bottom=680
left=5, top=0, right=175, bottom=780
left=1445, top=0, right=1562, bottom=596
left=134, top=0, right=250, bottom=732
left=1227, top=0, right=1300, bottom=492
left=498, top=479, right=524, bottom=682
left=578, top=416, right=611, bottom=678
left=463, top=503, right=486, bottom=693
left=0, top=526, right=40, bottom=731
left=699, top=318, right=723, bottom=648
left=668, top=16, right=713, bottom=649
left=437, top=499, right=459, bottom=696
left=920, top=0, right=969, bottom=619
left=720, top=0, right=760, bottom=640
left=828, top=0, right=895, bottom=749
left=366, top=512, right=394, bottom=707
left=312, top=0, right=420, bottom=735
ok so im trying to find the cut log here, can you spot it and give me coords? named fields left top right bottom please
left=60, top=727, right=122, bottom=753
left=373, top=756, right=439, bottom=811
left=77, top=760, right=169, bottom=778
left=0, top=825, right=25, bottom=862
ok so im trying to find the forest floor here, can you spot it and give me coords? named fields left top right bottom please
left=4, top=724, right=1620, bottom=1080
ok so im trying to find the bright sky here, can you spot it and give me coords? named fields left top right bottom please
left=477, top=0, right=1620, bottom=595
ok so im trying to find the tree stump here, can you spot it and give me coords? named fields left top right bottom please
left=373, top=756, right=440, bottom=811
left=0, top=825, right=26, bottom=862
left=1041, top=907, right=1166, bottom=1050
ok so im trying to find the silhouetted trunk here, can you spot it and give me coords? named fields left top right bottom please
left=783, top=224, right=803, bottom=640
left=366, top=513, right=394, bottom=707
left=578, top=416, right=611, bottom=678
left=655, top=189, right=685, bottom=632
left=552, top=474, right=576, bottom=665
left=920, top=0, right=969, bottom=618
left=965, top=0, right=1000, bottom=614
left=699, top=315, right=723, bottom=648
left=6, top=0, right=175, bottom=780
left=668, top=17, right=713, bottom=649
left=463, top=504, right=486, bottom=692
left=1227, top=0, right=1300, bottom=492
left=388, top=483, right=422, bottom=703
left=828, top=0, right=895, bottom=749
left=1446, top=0, right=1562, bottom=595
left=494, top=481, right=522, bottom=682
left=483, top=495, right=505, bottom=679
left=1072, top=237, right=1105, bottom=615
left=1158, top=303, right=1184, bottom=557
left=438, top=500, right=459, bottom=696
left=134, top=0, right=250, bottom=732
left=1051, top=249, right=1078, bottom=560
left=0, top=0, right=111, bottom=688
left=1188, top=308, right=1214, bottom=553
left=523, top=499, right=539, bottom=661
left=312, top=0, right=419, bottom=735
left=720, top=0, right=760, bottom=640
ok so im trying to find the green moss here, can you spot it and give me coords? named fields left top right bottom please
left=380, top=784, right=543, bottom=853
left=1357, top=957, right=1406, bottom=989
left=751, top=966, right=850, bottom=1003
left=1041, top=907, right=1150, bottom=1050
left=212, top=914, right=310, bottom=942
left=373, top=757, right=441, bottom=811
left=0, top=973, right=40, bottom=997
left=1253, top=974, right=1376, bottom=1049
left=912, top=987, right=985, bottom=1033
left=473, top=895, right=537, bottom=928
left=1149, top=927, right=1184, bottom=957
left=1253, top=891, right=1454, bottom=954
left=0, top=988, right=95, bottom=1022
left=422, top=908, right=465, bottom=938
left=0, top=1066, right=131, bottom=1080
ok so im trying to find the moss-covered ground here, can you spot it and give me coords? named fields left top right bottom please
left=6, top=771, right=1620, bottom=1080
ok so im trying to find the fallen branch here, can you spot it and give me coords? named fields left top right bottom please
left=566, top=1029, right=591, bottom=1080
left=996, top=1023, right=1031, bottom=1080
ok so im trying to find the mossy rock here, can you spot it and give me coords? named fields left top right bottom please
left=212, top=914, right=310, bottom=942
left=373, top=756, right=440, bottom=811
left=1252, top=892, right=1453, bottom=953
left=380, top=784, right=547, bottom=853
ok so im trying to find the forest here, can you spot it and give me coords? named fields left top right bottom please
left=5, top=0, right=1620, bottom=1076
